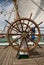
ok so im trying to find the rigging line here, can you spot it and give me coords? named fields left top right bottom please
left=4, top=0, right=8, bottom=5
left=1, top=4, right=15, bottom=33
left=1, top=23, right=7, bottom=33
left=8, top=5, right=15, bottom=21
left=31, top=0, right=44, bottom=12
left=4, top=10, right=15, bottom=16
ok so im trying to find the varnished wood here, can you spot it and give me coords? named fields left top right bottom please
left=7, top=18, right=40, bottom=52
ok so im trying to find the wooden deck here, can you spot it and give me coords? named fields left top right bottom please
left=0, top=46, right=44, bottom=65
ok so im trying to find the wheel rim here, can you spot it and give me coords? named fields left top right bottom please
left=7, top=18, right=40, bottom=52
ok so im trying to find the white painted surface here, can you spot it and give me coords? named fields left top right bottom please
left=18, top=0, right=44, bottom=25
left=0, top=42, right=44, bottom=45
left=0, top=0, right=44, bottom=31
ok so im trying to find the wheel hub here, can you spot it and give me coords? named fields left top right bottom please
left=21, top=32, right=27, bottom=38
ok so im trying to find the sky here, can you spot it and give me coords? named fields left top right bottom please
left=0, top=0, right=12, bottom=3
left=0, top=0, right=15, bottom=31
left=0, top=0, right=44, bottom=33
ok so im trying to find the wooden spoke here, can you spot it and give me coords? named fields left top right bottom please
left=18, top=38, right=23, bottom=50
left=11, top=36, right=22, bottom=44
left=27, top=36, right=37, bottom=45
left=5, top=20, right=21, bottom=33
left=25, top=20, right=30, bottom=31
left=11, top=25, right=19, bottom=32
left=8, top=33, right=21, bottom=35
left=7, top=18, right=40, bottom=52
left=16, top=22, right=21, bottom=32
left=20, top=20, right=23, bottom=31
left=11, top=24, right=22, bottom=33
left=4, top=36, right=21, bottom=49
left=29, top=13, right=32, bottom=19
left=4, top=45, right=10, bottom=49
left=25, top=38, right=29, bottom=50
left=25, top=13, right=32, bottom=31
left=5, top=20, right=18, bottom=32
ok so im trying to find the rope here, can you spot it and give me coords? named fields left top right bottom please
left=4, top=0, right=8, bottom=5
left=1, top=1, right=15, bottom=33
left=31, top=0, right=44, bottom=12
left=15, top=0, right=20, bottom=19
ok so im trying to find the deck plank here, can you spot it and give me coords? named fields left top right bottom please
left=34, top=57, right=44, bottom=65
left=0, top=47, right=9, bottom=65
left=2, top=47, right=12, bottom=65
left=0, top=46, right=44, bottom=65
left=13, top=59, right=38, bottom=65
left=8, top=47, right=13, bottom=65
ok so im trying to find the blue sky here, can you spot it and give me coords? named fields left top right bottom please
left=0, top=0, right=12, bottom=3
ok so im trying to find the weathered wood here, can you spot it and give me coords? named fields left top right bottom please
left=0, top=48, right=8, bottom=65
left=34, top=57, right=44, bottom=65
left=0, top=49, right=4, bottom=56
left=2, top=47, right=12, bottom=65
left=8, top=47, right=13, bottom=65
left=0, top=46, right=44, bottom=65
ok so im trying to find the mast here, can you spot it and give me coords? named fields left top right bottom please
left=13, top=0, right=20, bottom=20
